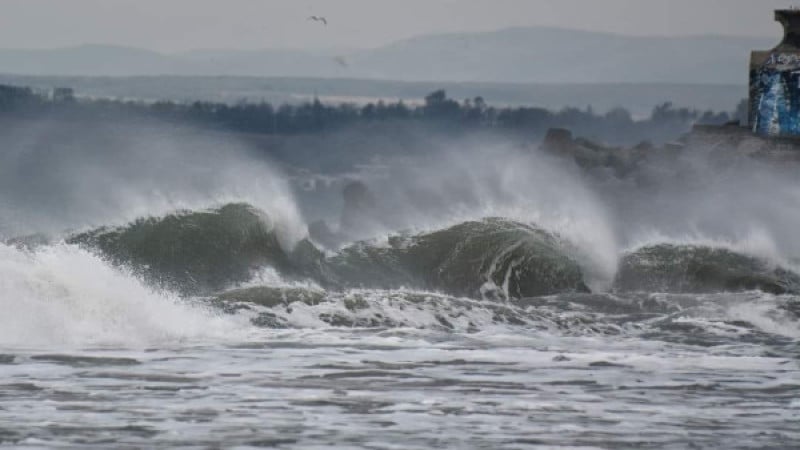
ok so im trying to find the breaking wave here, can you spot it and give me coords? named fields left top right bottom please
left=63, top=202, right=800, bottom=297
left=67, top=203, right=294, bottom=295
left=66, top=205, right=592, bottom=299
left=3, top=202, right=799, bottom=348
left=0, top=242, right=251, bottom=349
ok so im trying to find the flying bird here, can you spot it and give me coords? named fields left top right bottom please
left=334, top=56, right=348, bottom=68
left=308, top=15, right=328, bottom=25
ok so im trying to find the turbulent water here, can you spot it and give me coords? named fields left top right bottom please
left=1, top=123, right=799, bottom=448
left=1, top=203, right=798, bottom=449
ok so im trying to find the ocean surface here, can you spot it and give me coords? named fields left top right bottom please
left=1, top=122, right=800, bottom=449
left=1, top=236, right=799, bottom=449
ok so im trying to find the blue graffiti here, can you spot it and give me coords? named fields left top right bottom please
left=753, top=66, right=800, bottom=136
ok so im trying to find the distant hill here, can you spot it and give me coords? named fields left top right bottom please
left=349, top=27, right=775, bottom=84
left=0, top=27, right=776, bottom=84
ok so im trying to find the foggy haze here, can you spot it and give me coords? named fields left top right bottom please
left=0, top=0, right=794, bottom=53
left=1, top=3, right=800, bottom=448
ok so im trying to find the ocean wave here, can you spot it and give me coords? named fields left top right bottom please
left=67, top=205, right=591, bottom=299
left=58, top=203, right=800, bottom=301
left=4, top=203, right=800, bottom=348
left=68, top=203, right=293, bottom=295
left=615, top=244, right=800, bottom=295
left=0, top=242, right=250, bottom=349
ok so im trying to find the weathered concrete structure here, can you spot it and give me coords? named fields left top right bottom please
left=750, top=10, right=800, bottom=136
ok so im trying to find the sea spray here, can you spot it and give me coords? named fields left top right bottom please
left=0, top=118, right=306, bottom=246
left=0, top=242, right=250, bottom=348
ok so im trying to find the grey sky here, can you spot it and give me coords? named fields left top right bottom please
left=0, top=0, right=795, bottom=53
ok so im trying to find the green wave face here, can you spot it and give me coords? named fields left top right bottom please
left=65, top=203, right=800, bottom=302
left=317, top=218, right=589, bottom=299
left=69, top=203, right=292, bottom=295
left=68, top=204, right=590, bottom=300
left=615, top=244, right=800, bottom=295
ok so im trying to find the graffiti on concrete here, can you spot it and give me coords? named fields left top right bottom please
left=766, top=53, right=800, bottom=66
left=751, top=53, right=800, bottom=136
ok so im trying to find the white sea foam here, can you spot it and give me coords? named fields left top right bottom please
left=0, top=242, right=252, bottom=349
left=725, top=297, right=800, bottom=339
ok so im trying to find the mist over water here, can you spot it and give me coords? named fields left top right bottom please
left=304, top=133, right=800, bottom=286
left=5, top=110, right=794, bottom=272
left=0, top=116, right=304, bottom=347
left=338, top=142, right=619, bottom=290
left=0, top=115, right=798, bottom=448
left=0, top=116, right=304, bottom=245
left=3, top=116, right=800, bottom=314
left=0, top=115, right=798, bottom=340
left=596, top=146, right=800, bottom=264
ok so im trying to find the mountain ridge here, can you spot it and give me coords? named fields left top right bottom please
left=0, top=27, right=777, bottom=83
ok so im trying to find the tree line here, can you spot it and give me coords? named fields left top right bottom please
left=0, top=84, right=745, bottom=145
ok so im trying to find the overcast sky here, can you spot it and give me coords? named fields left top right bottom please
left=0, top=0, right=794, bottom=53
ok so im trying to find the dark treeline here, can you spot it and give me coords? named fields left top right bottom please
left=0, top=84, right=746, bottom=145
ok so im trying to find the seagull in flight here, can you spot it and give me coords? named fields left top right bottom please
left=334, top=56, right=348, bottom=68
left=308, top=15, right=328, bottom=26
